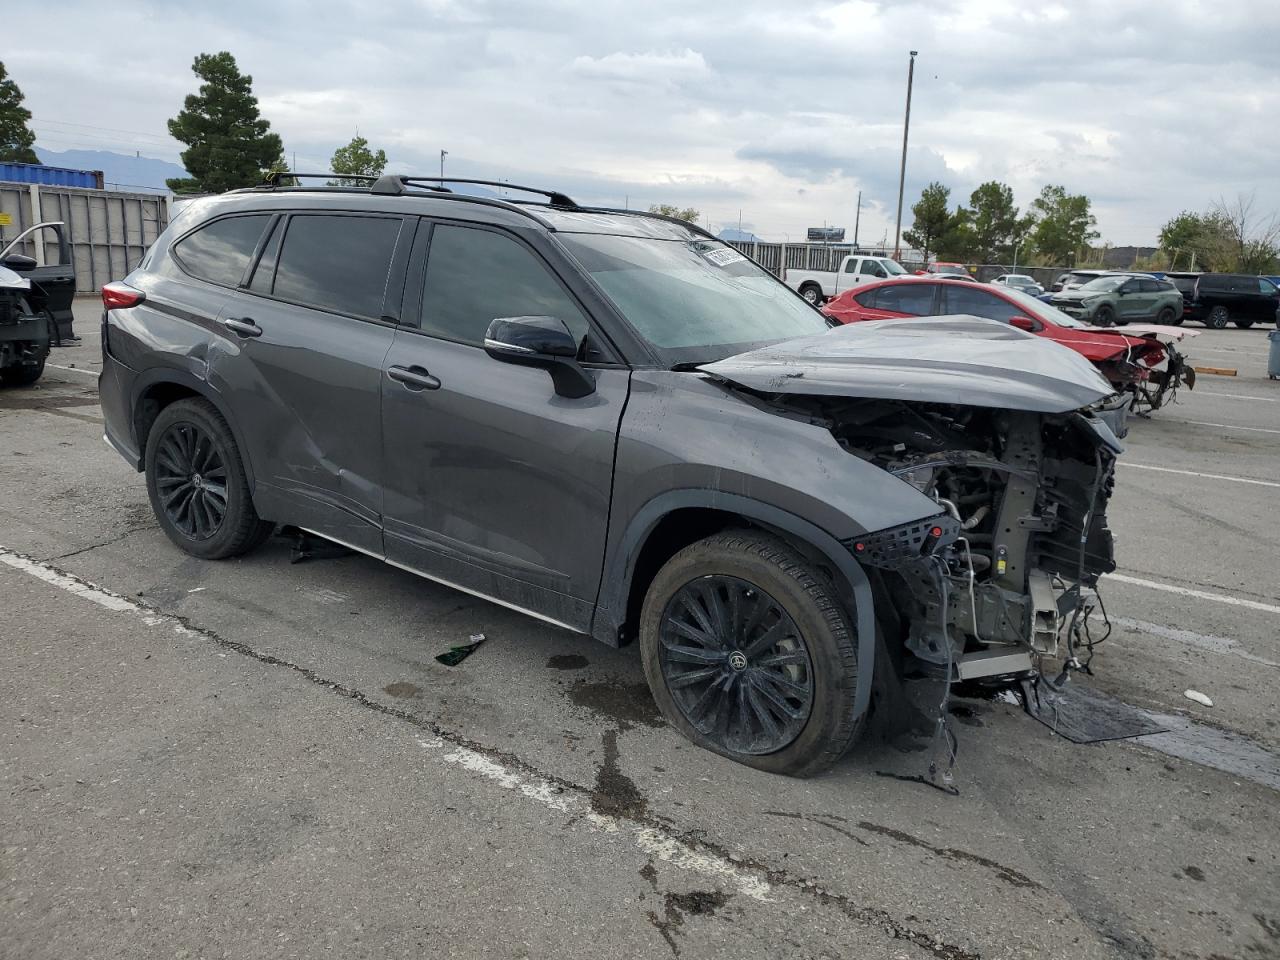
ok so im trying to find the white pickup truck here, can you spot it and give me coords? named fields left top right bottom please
left=784, top=254, right=909, bottom=304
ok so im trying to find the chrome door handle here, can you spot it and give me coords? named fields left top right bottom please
left=387, top=364, right=441, bottom=391
left=222, top=317, right=263, bottom=338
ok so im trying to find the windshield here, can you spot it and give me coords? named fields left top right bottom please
left=1080, top=276, right=1127, bottom=292
left=558, top=234, right=829, bottom=364
left=1000, top=286, right=1089, bottom=328
left=879, top=258, right=908, bottom=276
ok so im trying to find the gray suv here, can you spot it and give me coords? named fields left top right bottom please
left=99, top=174, right=1124, bottom=777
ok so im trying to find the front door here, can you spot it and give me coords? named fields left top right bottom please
left=380, top=221, right=628, bottom=631
left=1117, top=279, right=1154, bottom=320
left=207, top=212, right=410, bottom=553
left=1, top=222, right=76, bottom=341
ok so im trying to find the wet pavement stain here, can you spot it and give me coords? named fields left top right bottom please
left=647, top=889, right=731, bottom=957
left=1182, top=865, right=1206, bottom=882
left=383, top=682, right=422, bottom=699
left=947, top=703, right=985, bottom=727
left=567, top=678, right=665, bottom=730
left=547, top=654, right=590, bottom=670
left=857, top=821, right=1042, bottom=890
left=590, top=729, right=648, bottom=821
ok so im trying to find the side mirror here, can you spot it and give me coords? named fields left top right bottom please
left=1009, top=315, right=1039, bottom=332
left=2, top=253, right=37, bottom=271
left=484, top=315, right=595, bottom=399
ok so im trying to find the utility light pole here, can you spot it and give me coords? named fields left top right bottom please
left=854, top=190, right=862, bottom=247
left=440, top=149, right=448, bottom=180
left=892, top=50, right=918, bottom=261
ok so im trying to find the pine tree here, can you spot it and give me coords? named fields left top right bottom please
left=166, top=52, right=284, bottom=193
left=0, top=61, right=39, bottom=165
left=329, top=134, right=387, bottom=186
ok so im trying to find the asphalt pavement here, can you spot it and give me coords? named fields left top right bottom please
left=2, top=302, right=1278, bottom=959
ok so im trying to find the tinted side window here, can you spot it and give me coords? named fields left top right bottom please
left=173, top=215, right=271, bottom=286
left=272, top=215, right=402, bottom=318
left=874, top=283, right=935, bottom=316
left=1260, top=278, right=1278, bottom=296
left=1138, top=279, right=1161, bottom=293
left=944, top=286, right=1021, bottom=322
left=843, top=258, right=858, bottom=273
left=853, top=289, right=878, bottom=308
left=419, top=225, right=589, bottom=347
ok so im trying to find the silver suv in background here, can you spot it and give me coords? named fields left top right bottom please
left=98, top=173, right=1125, bottom=777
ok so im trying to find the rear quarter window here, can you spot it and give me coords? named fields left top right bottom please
left=172, top=215, right=272, bottom=287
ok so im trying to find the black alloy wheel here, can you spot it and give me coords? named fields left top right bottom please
left=658, top=575, right=814, bottom=755
left=153, top=420, right=229, bottom=540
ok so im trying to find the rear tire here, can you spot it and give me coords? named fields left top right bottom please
left=1156, top=307, right=1180, bottom=326
left=639, top=530, right=864, bottom=778
left=0, top=357, right=45, bottom=386
left=1206, top=306, right=1230, bottom=329
left=144, top=398, right=273, bottom=560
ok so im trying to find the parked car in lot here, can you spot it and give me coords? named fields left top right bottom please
left=0, top=221, right=77, bottom=386
left=992, top=273, right=1044, bottom=297
left=1049, top=274, right=1184, bottom=327
left=783, top=253, right=908, bottom=304
left=1050, top=269, right=1108, bottom=293
left=1166, top=272, right=1280, bottom=328
left=99, top=173, right=1126, bottom=777
left=916, top=261, right=973, bottom=280
left=822, top=275, right=1195, bottom=412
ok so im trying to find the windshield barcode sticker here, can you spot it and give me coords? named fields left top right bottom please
left=703, top=247, right=747, bottom=267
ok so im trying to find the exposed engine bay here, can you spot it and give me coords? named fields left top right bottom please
left=769, top=394, right=1121, bottom=686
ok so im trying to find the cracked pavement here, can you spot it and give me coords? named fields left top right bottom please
left=2, top=303, right=1279, bottom=959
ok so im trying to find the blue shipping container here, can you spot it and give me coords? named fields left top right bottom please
left=0, top=162, right=104, bottom=190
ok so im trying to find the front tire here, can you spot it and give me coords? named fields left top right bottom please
left=639, top=530, right=863, bottom=778
left=1094, top=305, right=1115, bottom=327
left=799, top=284, right=823, bottom=305
left=0, top=357, right=45, bottom=386
left=144, top=398, right=273, bottom=560
left=1206, top=306, right=1230, bottom=329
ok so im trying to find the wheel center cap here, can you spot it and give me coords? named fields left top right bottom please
left=728, top=650, right=749, bottom=672
left=191, top=473, right=203, bottom=489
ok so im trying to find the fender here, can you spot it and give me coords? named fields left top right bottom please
left=593, top=489, right=878, bottom=721
left=128, top=365, right=259, bottom=491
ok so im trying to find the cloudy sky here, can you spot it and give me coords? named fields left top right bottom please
left=11, top=0, right=1279, bottom=244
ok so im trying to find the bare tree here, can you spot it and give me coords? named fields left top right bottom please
left=1212, top=192, right=1280, bottom=274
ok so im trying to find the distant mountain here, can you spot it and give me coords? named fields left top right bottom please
left=718, top=227, right=764, bottom=243
left=35, top=148, right=187, bottom=193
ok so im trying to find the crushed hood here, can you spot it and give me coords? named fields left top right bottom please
left=701, top=316, right=1117, bottom=413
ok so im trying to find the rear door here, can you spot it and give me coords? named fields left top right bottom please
left=206, top=211, right=411, bottom=554
left=379, top=220, right=629, bottom=631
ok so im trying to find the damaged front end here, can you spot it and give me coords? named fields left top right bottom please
left=836, top=401, right=1121, bottom=683
left=701, top=317, right=1125, bottom=693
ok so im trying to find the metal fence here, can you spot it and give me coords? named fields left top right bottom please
left=0, top=182, right=170, bottom=293
left=724, top=240, right=1067, bottom=288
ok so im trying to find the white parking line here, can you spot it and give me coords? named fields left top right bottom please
left=1106, top=573, right=1280, bottom=615
left=1121, top=462, right=1280, bottom=488
left=1196, top=391, right=1280, bottom=403
left=1107, top=615, right=1279, bottom=667
left=0, top=544, right=775, bottom=902
left=46, top=363, right=99, bottom=379
left=1180, top=420, right=1280, bottom=436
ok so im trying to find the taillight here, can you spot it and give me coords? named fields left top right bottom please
left=102, top=282, right=145, bottom=311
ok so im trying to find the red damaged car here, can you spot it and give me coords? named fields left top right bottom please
left=821, top=277, right=1196, bottom=411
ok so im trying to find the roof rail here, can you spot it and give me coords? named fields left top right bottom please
left=371, top=175, right=577, bottom=209
left=259, top=171, right=380, bottom=189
